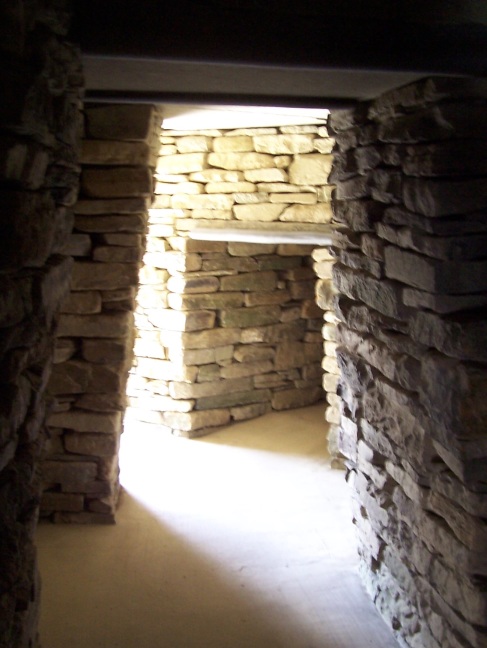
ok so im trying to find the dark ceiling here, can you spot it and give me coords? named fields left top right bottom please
left=71, top=0, right=487, bottom=105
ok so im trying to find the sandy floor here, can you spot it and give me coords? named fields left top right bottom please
left=37, top=404, right=398, bottom=648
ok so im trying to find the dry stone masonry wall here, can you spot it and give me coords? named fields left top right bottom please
left=127, top=124, right=336, bottom=437
left=41, top=104, right=162, bottom=523
left=328, top=77, right=487, bottom=648
left=0, top=2, right=83, bottom=645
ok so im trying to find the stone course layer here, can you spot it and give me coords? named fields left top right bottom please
left=41, top=105, right=162, bottom=524
left=328, top=77, right=487, bottom=648
left=127, top=124, right=336, bottom=437
left=0, top=2, right=83, bottom=645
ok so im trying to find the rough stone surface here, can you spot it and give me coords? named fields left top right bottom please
left=329, top=78, right=487, bottom=648
left=129, top=125, right=333, bottom=438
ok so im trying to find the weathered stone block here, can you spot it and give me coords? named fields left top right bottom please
left=57, top=312, right=133, bottom=338
left=208, top=152, right=274, bottom=170
left=71, top=262, right=139, bottom=290
left=254, top=134, right=314, bottom=154
left=156, top=152, right=207, bottom=174
left=161, top=327, right=242, bottom=350
left=146, top=309, right=215, bottom=332
left=196, top=389, right=272, bottom=411
left=220, top=305, right=281, bottom=328
left=85, top=104, right=154, bottom=140
left=167, top=274, right=219, bottom=294
left=289, top=154, right=333, bottom=184
left=82, top=338, right=134, bottom=364
left=220, top=360, right=273, bottom=379
left=271, top=387, right=322, bottom=410
left=48, top=410, right=122, bottom=434
left=172, top=194, right=234, bottom=209
left=81, top=140, right=151, bottom=166
left=81, top=167, right=153, bottom=198
left=213, top=136, right=253, bottom=152
left=244, top=168, right=288, bottom=182
left=280, top=203, right=332, bottom=223
left=167, top=292, right=244, bottom=310
left=220, top=271, right=276, bottom=292
left=233, top=203, right=283, bottom=221
left=64, top=432, right=119, bottom=456
left=176, top=136, right=212, bottom=153
left=169, top=377, right=252, bottom=400
left=75, top=214, right=147, bottom=233
left=384, top=246, right=487, bottom=294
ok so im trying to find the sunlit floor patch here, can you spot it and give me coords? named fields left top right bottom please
left=37, top=404, right=398, bottom=648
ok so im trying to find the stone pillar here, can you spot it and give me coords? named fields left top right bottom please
left=41, top=104, right=162, bottom=523
left=329, top=77, right=487, bottom=648
left=0, top=1, right=83, bottom=644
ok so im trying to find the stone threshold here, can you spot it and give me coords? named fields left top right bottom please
left=188, top=225, right=334, bottom=246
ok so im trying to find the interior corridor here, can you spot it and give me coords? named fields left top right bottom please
left=37, top=404, right=398, bottom=648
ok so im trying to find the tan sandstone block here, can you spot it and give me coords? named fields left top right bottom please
left=220, top=305, right=281, bottom=328
left=234, top=192, right=268, bottom=204
left=156, top=153, right=207, bottom=174
left=155, top=182, right=204, bottom=195
left=314, top=138, right=335, bottom=154
left=169, top=377, right=252, bottom=400
left=213, top=136, right=253, bottom=152
left=134, top=357, right=198, bottom=382
left=244, top=168, right=288, bottom=182
left=146, top=308, right=215, bottom=332
left=189, top=169, right=244, bottom=182
left=176, top=136, right=212, bottom=153
left=271, top=387, right=322, bottom=410
left=228, top=242, right=276, bottom=256
left=253, top=134, right=314, bottom=154
left=167, top=274, right=219, bottom=294
left=270, top=193, right=316, bottom=204
left=208, top=152, right=274, bottom=170
left=168, top=292, right=244, bottom=310
left=161, top=327, right=242, bottom=350
left=289, top=154, right=333, bottom=184
left=233, top=203, right=283, bottom=222
left=172, top=194, right=234, bottom=210
left=220, top=271, right=277, bottom=292
left=206, top=182, right=256, bottom=193
left=221, top=360, right=274, bottom=379
left=280, top=203, right=333, bottom=223
left=143, top=251, right=202, bottom=273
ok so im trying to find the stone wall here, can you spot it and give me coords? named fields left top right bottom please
left=328, top=77, right=487, bottom=648
left=0, top=1, right=83, bottom=644
left=127, top=125, right=336, bottom=437
left=40, top=105, right=162, bottom=523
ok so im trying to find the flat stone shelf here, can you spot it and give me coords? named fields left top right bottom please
left=188, top=226, right=334, bottom=246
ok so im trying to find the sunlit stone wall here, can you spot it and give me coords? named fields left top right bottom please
left=41, top=105, right=162, bottom=523
left=127, top=125, right=337, bottom=438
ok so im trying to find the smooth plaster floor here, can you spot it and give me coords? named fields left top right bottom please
left=37, top=404, right=399, bottom=648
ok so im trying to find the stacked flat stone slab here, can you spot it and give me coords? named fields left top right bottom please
left=328, top=77, right=487, bottom=648
left=41, top=105, right=162, bottom=523
left=127, top=125, right=335, bottom=436
left=0, top=2, right=83, bottom=644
